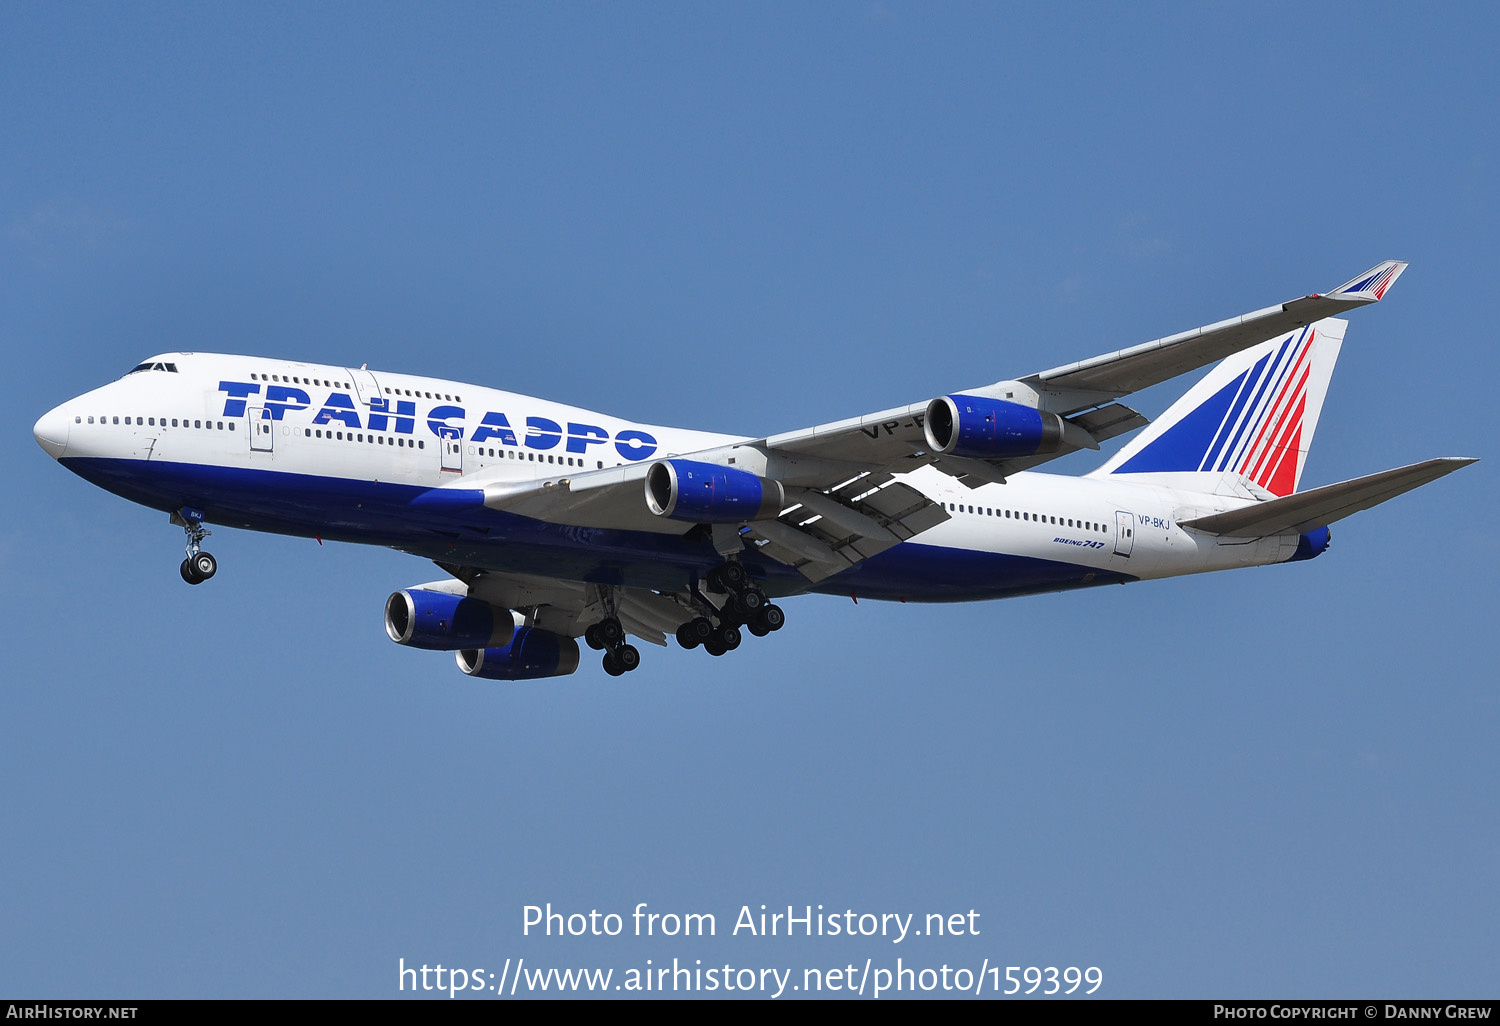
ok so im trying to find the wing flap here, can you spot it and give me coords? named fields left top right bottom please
left=750, top=478, right=948, bottom=581
left=1067, top=403, right=1150, bottom=444
left=1180, top=457, right=1476, bottom=537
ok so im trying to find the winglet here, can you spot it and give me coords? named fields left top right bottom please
left=1326, top=260, right=1407, bottom=304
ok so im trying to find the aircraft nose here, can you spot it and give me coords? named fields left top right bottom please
left=33, top=405, right=70, bottom=458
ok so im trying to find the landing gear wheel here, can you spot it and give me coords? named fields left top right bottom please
left=715, top=624, right=742, bottom=651
left=748, top=621, right=770, bottom=638
left=598, top=617, right=625, bottom=647
left=616, top=644, right=640, bottom=672
left=738, top=588, right=765, bottom=613
left=602, top=653, right=624, bottom=676
left=585, top=624, right=605, bottom=650
left=704, top=639, right=727, bottom=657
left=757, top=604, right=785, bottom=632
left=180, top=558, right=201, bottom=585
left=676, top=617, right=713, bottom=649
left=718, top=562, right=749, bottom=591
left=191, top=551, right=217, bottom=581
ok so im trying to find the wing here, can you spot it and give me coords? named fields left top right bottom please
left=1026, top=260, right=1407, bottom=396
left=435, top=563, right=696, bottom=647
left=434, top=455, right=951, bottom=583
left=425, top=261, right=1408, bottom=582
left=760, top=260, right=1407, bottom=475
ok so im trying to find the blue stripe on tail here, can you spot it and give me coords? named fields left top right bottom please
left=1113, top=371, right=1245, bottom=474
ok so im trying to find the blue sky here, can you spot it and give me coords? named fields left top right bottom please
left=2, top=3, right=1495, bottom=999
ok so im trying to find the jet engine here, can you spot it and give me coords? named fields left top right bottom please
left=384, top=588, right=515, bottom=651
left=645, top=459, right=784, bottom=522
left=456, top=627, right=582, bottom=681
left=923, top=394, right=1064, bottom=459
left=1287, top=526, right=1332, bottom=562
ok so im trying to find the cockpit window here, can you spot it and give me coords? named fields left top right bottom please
left=125, top=361, right=180, bottom=375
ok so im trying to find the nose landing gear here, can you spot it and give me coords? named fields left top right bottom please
left=172, top=509, right=217, bottom=585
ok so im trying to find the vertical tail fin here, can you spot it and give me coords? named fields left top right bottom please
left=1090, top=318, right=1345, bottom=496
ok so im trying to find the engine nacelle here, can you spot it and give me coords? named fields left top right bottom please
left=923, top=394, right=1064, bottom=459
left=456, top=628, right=582, bottom=681
left=645, top=459, right=785, bottom=522
left=385, top=589, right=515, bottom=651
left=1287, top=526, right=1331, bottom=562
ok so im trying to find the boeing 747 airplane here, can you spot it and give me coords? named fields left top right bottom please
left=33, top=261, right=1474, bottom=678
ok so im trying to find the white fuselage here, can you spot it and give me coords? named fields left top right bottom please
left=35, top=353, right=1308, bottom=602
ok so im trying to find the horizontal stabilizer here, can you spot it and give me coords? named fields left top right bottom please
left=1180, top=457, right=1477, bottom=537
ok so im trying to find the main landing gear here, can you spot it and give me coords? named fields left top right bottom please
left=585, top=616, right=641, bottom=677
left=172, top=509, right=218, bottom=586
left=675, top=561, right=785, bottom=657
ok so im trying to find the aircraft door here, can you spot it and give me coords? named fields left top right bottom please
left=439, top=429, right=463, bottom=473
left=348, top=367, right=383, bottom=408
left=1114, top=510, right=1134, bottom=557
left=250, top=407, right=274, bottom=453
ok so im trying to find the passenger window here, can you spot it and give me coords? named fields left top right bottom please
left=194, top=420, right=201, bottom=428
left=418, top=440, right=424, bottom=449
left=88, top=416, right=94, bottom=424
left=113, top=416, right=119, bottom=424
